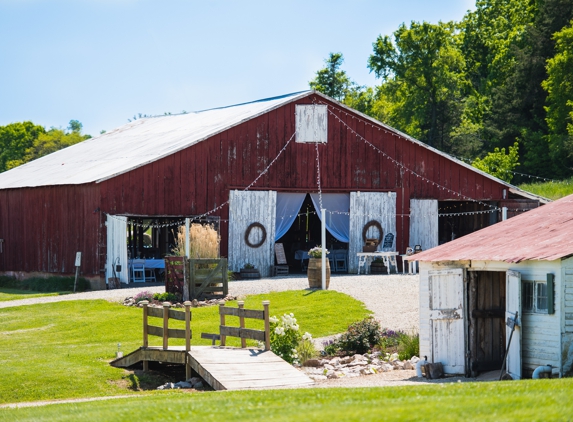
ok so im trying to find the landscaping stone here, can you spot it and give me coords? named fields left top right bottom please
left=301, top=355, right=418, bottom=380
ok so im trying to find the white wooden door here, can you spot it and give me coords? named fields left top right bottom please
left=428, top=268, right=466, bottom=374
left=106, top=215, right=129, bottom=284
left=228, top=190, right=276, bottom=276
left=409, top=199, right=438, bottom=251
left=349, top=192, right=396, bottom=273
left=505, top=270, right=522, bottom=380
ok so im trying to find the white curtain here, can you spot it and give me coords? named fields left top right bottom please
left=275, top=193, right=306, bottom=240
left=310, top=193, right=350, bottom=243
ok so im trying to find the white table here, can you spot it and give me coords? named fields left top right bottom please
left=357, top=252, right=398, bottom=274
left=400, top=255, right=418, bottom=275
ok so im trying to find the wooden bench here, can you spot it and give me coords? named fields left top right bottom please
left=203, top=300, right=270, bottom=350
left=140, top=300, right=192, bottom=377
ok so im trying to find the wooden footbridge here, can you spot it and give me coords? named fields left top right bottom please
left=110, top=300, right=313, bottom=390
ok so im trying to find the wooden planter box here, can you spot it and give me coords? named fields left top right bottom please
left=240, top=268, right=261, bottom=279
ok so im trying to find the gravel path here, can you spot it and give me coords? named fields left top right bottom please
left=0, top=274, right=419, bottom=332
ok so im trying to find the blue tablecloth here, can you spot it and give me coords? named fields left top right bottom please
left=129, top=259, right=165, bottom=269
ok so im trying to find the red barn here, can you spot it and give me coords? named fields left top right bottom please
left=0, top=91, right=544, bottom=288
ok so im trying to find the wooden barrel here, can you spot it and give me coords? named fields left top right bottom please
left=307, top=258, right=330, bottom=289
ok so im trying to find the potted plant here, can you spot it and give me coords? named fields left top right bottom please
left=370, top=257, right=386, bottom=274
left=307, top=246, right=330, bottom=289
left=240, top=263, right=260, bottom=279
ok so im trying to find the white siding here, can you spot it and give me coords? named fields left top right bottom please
left=409, top=199, right=438, bottom=251
left=106, top=215, right=129, bottom=284
left=228, top=190, right=277, bottom=276
left=561, top=257, right=573, bottom=374
left=348, top=192, right=396, bottom=273
left=419, top=265, right=432, bottom=362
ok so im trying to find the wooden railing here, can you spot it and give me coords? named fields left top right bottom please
left=203, top=300, right=270, bottom=350
left=140, top=300, right=192, bottom=372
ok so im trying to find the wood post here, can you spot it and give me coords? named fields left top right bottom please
left=163, top=302, right=170, bottom=350
left=142, top=300, right=149, bottom=371
left=263, top=300, right=270, bottom=351
left=219, top=301, right=226, bottom=346
left=238, top=301, right=246, bottom=348
left=184, top=301, right=192, bottom=352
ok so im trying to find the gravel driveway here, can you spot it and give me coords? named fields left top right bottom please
left=0, top=274, right=419, bottom=332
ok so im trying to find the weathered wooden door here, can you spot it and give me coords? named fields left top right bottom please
left=505, top=270, right=522, bottom=379
left=428, top=268, right=466, bottom=374
left=228, top=190, right=276, bottom=276
left=348, top=192, right=396, bottom=273
left=106, top=215, right=129, bottom=284
left=409, top=199, right=438, bottom=251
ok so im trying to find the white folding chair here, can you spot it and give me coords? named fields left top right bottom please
left=131, top=259, right=146, bottom=283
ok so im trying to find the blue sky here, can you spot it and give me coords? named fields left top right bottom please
left=0, top=0, right=475, bottom=136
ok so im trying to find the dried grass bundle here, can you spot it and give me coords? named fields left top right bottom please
left=171, top=223, right=220, bottom=258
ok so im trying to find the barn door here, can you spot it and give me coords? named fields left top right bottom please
left=410, top=199, right=438, bottom=251
left=106, top=215, right=129, bottom=285
left=429, top=268, right=466, bottom=374
left=228, top=190, right=276, bottom=276
left=349, top=192, right=396, bottom=273
left=505, top=270, right=522, bottom=379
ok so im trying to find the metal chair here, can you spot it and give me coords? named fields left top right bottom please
left=131, top=259, right=146, bottom=283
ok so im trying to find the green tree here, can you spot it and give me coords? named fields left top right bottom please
left=309, top=53, right=353, bottom=101
left=472, top=142, right=520, bottom=182
left=368, top=21, right=467, bottom=151
left=4, top=120, right=91, bottom=170
left=543, top=19, right=573, bottom=169
left=0, top=122, right=46, bottom=173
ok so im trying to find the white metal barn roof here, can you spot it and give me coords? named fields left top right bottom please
left=0, top=90, right=548, bottom=204
left=0, top=92, right=309, bottom=189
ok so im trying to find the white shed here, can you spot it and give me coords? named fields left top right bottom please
left=413, top=194, right=573, bottom=379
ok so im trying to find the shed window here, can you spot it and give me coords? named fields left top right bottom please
left=522, top=280, right=549, bottom=314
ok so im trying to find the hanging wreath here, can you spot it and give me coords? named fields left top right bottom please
left=362, top=220, right=383, bottom=245
left=244, top=222, right=267, bottom=248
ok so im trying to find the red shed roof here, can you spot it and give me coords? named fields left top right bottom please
left=413, top=194, right=573, bottom=263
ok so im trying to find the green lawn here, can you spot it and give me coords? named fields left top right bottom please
left=2, top=379, right=572, bottom=421
left=0, top=288, right=64, bottom=302
left=0, top=290, right=370, bottom=404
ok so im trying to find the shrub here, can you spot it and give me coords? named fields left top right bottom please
left=296, top=333, right=317, bottom=364
left=379, top=328, right=402, bottom=350
left=336, top=317, right=381, bottom=355
left=322, top=339, right=340, bottom=356
left=0, top=275, right=90, bottom=292
left=269, top=313, right=307, bottom=364
left=153, top=292, right=178, bottom=303
left=397, top=331, right=419, bottom=360
left=133, top=290, right=154, bottom=303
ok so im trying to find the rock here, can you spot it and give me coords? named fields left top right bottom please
left=339, top=356, right=353, bottom=365
left=393, top=361, right=405, bottom=370
left=192, top=299, right=198, bottom=307
left=381, top=363, right=394, bottom=372
left=303, top=359, right=322, bottom=367
left=404, top=361, right=414, bottom=370
left=410, top=356, right=420, bottom=364
left=193, top=381, right=204, bottom=389
left=309, top=374, right=328, bottom=381
left=327, top=371, right=341, bottom=379
left=324, top=363, right=335, bottom=370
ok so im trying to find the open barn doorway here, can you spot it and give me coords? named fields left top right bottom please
left=276, top=194, right=349, bottom=273
left=466, top=271, right=506, bottom=377
left=438, top=201, right=498, bottom=245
